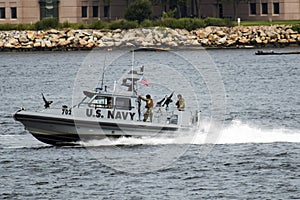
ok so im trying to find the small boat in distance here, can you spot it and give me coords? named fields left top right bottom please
left=13, top=66, right=200, bottom=146
left=255, top=50, right=300, bottom=55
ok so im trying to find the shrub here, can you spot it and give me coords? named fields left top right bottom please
left=0, top=23, right=34, bottom=30
left=153, top=18, right=205, bottom=30
left=60, top=20, right=71, bottom=28
left=35, top=18, right=59, bottom=30
left=17, top=23, right=35, bottom=30
left=71, top=22, right=88, bottom=29
left=162, top=9, right=177, bottom=19
left=204, top=17, right=233, bottom=27
left=155, top=18, right=179, bottom=29
left=89, top=20, right=106, bottom=29
left=204, top=17, right=224, bottom=26
left=223, top=18, right=235, bottom=27
left=108, top=19, right=139, bottom=30
left=178, top=18, right=205, bottom=31
left=125, top=0, right=153, bottom=23
left=0, top=23, right=16, bottom=30
left=140, top=19, right=153, bottom=27
left=292, top=24, right=300, bottom=33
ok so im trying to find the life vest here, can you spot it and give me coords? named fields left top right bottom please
left=147, top=99, right=154, bottom=108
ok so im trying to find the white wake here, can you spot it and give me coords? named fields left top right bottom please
left=80, top=120, right=300, bottom=146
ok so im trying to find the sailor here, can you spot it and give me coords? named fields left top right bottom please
left=175, top=94, right=185, bottom=111
left=139, top=94, right=154, bottom=122
left=107, top=99, right=113, bottom=109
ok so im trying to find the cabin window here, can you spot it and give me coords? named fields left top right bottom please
left=115, top=97, right=131, bottom=110
left=90, top=96, right=113, bottom=109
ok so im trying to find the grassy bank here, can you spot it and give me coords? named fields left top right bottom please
left=1, top=17, right=299, bottom=32
left=240, top=20, right=300, bottom=26
left=240, top=20, right=300, bottom=32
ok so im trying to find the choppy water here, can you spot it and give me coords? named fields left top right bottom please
left=0, top=48, right=299, bottom=199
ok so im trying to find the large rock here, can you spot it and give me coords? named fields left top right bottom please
left=79, top=39, right=88, bottom=46
left=4, top=42, right=15, bottom=48
left=218, top=36, right=227, bottom=44
left=255, top=37, right=262, bottom=44
left=238, top=37, right=249, bottom=44
left=93, top=31, right=104, bottom=39
left=19, top=34, right=28, bottom=43
left=8, top=38, right=19, bottom=45
left=59, top=39, right=71, bottom=46
left=27, top=31, right=36, bottom=41
left=196, top=31, right=207, bottom=39
left=66, top=30, right=75, bottom=37
left=44, top=40, right=52, bottom=48
left=204, top=26, right=212, bottom=33
left=288, top=38, right=297, bottom=43
left=229, top=34, right=238, bottom=41
left=167, top=41, right=178, bottom=46
left=226, top=39, right=236, bottom=46
left=125, top=42, right=135, bottom=47
left=114, top=40, right=123, bottom=47
left=200, top=38, right=209, bottom=45
left=216, top=30, right=226, bottom=37
left=190, top=39, right=200, bottom=45
left=34, top=41, right=41, bottom=47
left=102, top=41, right=115, bottom=47
left=86, top=41, right=95, bottom=48
left=278, top=39, right=288, bottom=43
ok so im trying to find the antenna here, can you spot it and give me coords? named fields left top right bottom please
left=131, top=49, right=134, bottom=94
left=98, top=54, right=107, bottom=92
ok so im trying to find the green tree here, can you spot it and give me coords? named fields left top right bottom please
left=222, top=0, right=246, bottom=20
left=193, top=0, right=202, bottom=18
left=125, top=0, right=153, bottom=23
left=177, top=0, right=187, bottom=18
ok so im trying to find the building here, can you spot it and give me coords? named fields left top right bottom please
left=0, top=0, right=299, bottom=24
left=193, top=0, right=300, bottom=21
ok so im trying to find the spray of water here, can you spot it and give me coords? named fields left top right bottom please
left=79, top=120, right=300, bottom=147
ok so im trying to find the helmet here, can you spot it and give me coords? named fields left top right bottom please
left=146, top=94, right=151, bottom=99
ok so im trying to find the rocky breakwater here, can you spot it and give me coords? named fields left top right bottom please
left=193, top=25, right=300, bottom=47
left=0, top=25, right=299, bottom=51
left=0, top=28, right=198, bottom=51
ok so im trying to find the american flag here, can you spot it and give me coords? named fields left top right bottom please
left=139, top=75, right=149, bottom=86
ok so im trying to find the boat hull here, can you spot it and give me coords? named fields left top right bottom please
left=14, top=110, right=182, bottom=146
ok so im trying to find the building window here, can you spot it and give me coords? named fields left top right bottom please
left=273, top=3, right=279, bottom=14
left=93, top=6, right=98, bottom=17
left=262, top=3, right=268, bottom=15
left=104, top=5, right=110, bottom=18
left=82, top=6, right=87, bottom=18
left=11, top=7, right=17, bottom=19
left=0, top=7, right=5, bottom=19
left=218, top=4, right=223, bottom=18
left=39, top=0, right=59, bottom=20
left=250, top=3, right=256, bottom=15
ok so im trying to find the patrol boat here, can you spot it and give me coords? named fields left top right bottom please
left=13, top=68, right=200, bottom=146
